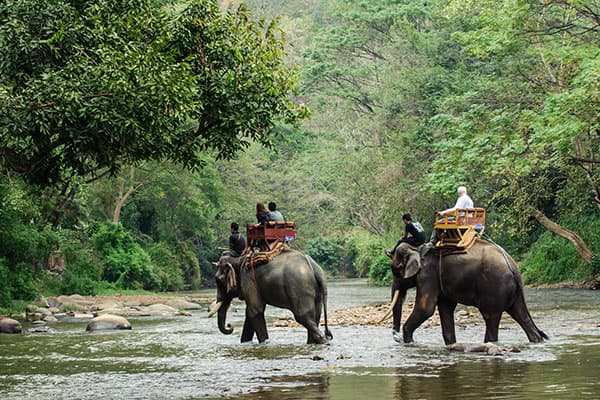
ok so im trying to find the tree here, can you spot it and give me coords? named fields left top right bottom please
left=0, top=0, right=308, bottom=187
left=427, top=0, right=599, bottom=263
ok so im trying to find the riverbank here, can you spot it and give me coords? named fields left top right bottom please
left=1, top=292, right=493, bottom=331
left=528, top=276, right=600, bottom=290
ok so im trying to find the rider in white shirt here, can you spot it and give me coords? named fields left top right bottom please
left=439, top=186, right=473, bottom=216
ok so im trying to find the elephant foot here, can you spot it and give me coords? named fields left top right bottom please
left=307, top=332, right=331, bottom=345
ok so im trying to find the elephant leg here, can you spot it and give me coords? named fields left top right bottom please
left=240, top=317, right=255, bottom=343
left=245, top=305, right=269, bottom=343
left=481, top=311, right=501, bottom=343
left=438, top=298, right=457, bottom=345
left=294, top=312, right=327, bottom=344
left=506, top=297, right=547, bottom=343
left=251, top=312, right=269, bottom=343
left=403, top=292, right=437, bottom=343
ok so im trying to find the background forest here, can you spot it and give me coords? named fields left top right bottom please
left=1, top=0, right=599, bottom=309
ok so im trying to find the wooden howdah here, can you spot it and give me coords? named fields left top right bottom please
left=247, top=222, right=296, bottom=251
left=434, top=208, right=486, bottom=251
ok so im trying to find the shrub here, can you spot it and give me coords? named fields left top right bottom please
left=91, top=222, right=160, bottom=290
left=148, top=242, right=185, bottom=291
left=520, top=215, right=600, bottom=284
left=347, top=231, right=386, bottom=278
left=0, top=260, right=11, bottom=307
left=368, top=254, right=393, bottom=286
left=305, top=236, right=353, bottom=277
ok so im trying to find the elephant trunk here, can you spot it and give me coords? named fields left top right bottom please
left=217, top=301, right=234, bottom=335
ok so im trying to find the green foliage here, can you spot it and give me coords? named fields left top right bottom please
left=305, top=236, right=352, bottom=277
left=59, top=241, right=101, bottom=296
left=347, top=231, right=386, bottom=278
left=0, top=259, right=13, bottom=307
left=0, top=180, right=59, bottom=304
left=148, top=242, right=185, bottom=291
left=91, top=222, right=160, bottom=290
left=0, top=0, right=308, bottom=186
left=367, top=254, right=393, bottom=286
left=520, top=215, right=600, bottom=284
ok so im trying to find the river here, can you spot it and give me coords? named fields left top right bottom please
left=1, top=280, right=599, bottom=399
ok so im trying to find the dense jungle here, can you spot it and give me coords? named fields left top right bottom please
left=1, top=0, right=599, bottom=312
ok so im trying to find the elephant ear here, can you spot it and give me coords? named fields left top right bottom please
left=397, top=243, right=421, bottom=278
left=404, top=254, right=421, bottom=278
left=225, top=263, right=237, bottom=293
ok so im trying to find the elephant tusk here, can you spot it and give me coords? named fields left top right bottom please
left=207, top=301, right=223, bottom=318
left=377, top=290, right=401, bottom=324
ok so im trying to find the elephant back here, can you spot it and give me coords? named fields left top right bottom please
left=244, top=242, right=292, bottom=269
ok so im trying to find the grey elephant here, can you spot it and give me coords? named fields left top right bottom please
left=208, top=249, right=332, bottom=344
left=386, top=240, right=547, bottom=345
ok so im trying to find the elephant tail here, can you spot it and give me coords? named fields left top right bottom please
left=306, top=255, right=333, bottom=341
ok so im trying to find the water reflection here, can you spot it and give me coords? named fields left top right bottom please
left=0, top=282, right=599, bottom=399
left=239, top=341, right=600, bottom=400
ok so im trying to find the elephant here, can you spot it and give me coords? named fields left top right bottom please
left=208, top=249, right=332, bottom=344
left=386, top=240, right=548, bottom=345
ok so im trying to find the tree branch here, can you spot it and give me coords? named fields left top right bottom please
left=531, top=208, right=593, bottom=263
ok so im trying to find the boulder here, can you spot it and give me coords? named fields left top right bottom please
left=165, top=299, right=201, bottom=310
left=91, top=301, right=124, bottom=312
left=142, top=303, right=179, bottom=315
left=27, top=325, right=57, bottom=334
left=86, top=314, right=132, bottom=332
left=0, top=317, right=22, bottom=334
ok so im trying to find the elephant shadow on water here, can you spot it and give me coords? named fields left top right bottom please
left=386, top=240, right=548, bottom=345
left=208, top=250, right=333, bottom=344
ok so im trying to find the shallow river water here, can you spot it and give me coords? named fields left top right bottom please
left=1, top=280, right=599, bottom=399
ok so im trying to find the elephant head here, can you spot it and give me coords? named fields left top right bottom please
left=393, top=242, right=423, bottom=278
left=208, top=255, right=242, bottom=335
left=382, top=242, right=423, bottom=336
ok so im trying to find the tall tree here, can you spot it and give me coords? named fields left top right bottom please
left=427, top=0, right=599, bottom=262
left=0, top=0, right=308, bottom=187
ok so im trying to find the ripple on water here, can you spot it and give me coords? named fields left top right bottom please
left=0, top=285, right=598, bottom=399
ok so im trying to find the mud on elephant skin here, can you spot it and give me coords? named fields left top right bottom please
left=208, top=250, right=333, bottom=344
left=388, top=240, right=548, bottom=345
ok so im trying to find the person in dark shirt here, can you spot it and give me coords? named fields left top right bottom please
left=256, top=202, right=272, bottom=224
left=385, top=213, right=426, bottom=258
left=228, top=222, right=246, bottom=257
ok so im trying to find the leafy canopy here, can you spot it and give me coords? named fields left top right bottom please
left=0, top=0, right=308, bottom=185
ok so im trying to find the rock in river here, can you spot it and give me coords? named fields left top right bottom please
left=0, top=317, right=22, bottom=334
left=86, top=314, right=132, bottom=332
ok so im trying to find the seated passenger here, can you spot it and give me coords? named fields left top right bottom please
left=226, top=222, right=246, bottom=257
left=438, top=185, right=474, bottom=218
left=268, top=202, right=284, bottom=222
left=385, top=213, right=426, bottom=258
left=256, top=202, right=272, bottom=224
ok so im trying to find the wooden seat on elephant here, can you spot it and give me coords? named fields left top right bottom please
left=434, top=208, right=486, bottom=252
left=247, top=222, right=296, bottom=252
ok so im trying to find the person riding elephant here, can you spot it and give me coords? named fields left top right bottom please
left=386, top=240, right=547, bottom=345
left=208, top=250, right=333, bottom=344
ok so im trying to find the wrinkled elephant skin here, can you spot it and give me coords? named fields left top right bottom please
left=391, top=240, right=547, bottom=345
left=212, top=250, right=332, bottom=344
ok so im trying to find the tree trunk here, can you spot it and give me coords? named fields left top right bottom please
left=112, top=166, right=139, bottom=223
left=532, top=208, right=593, bottom=263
